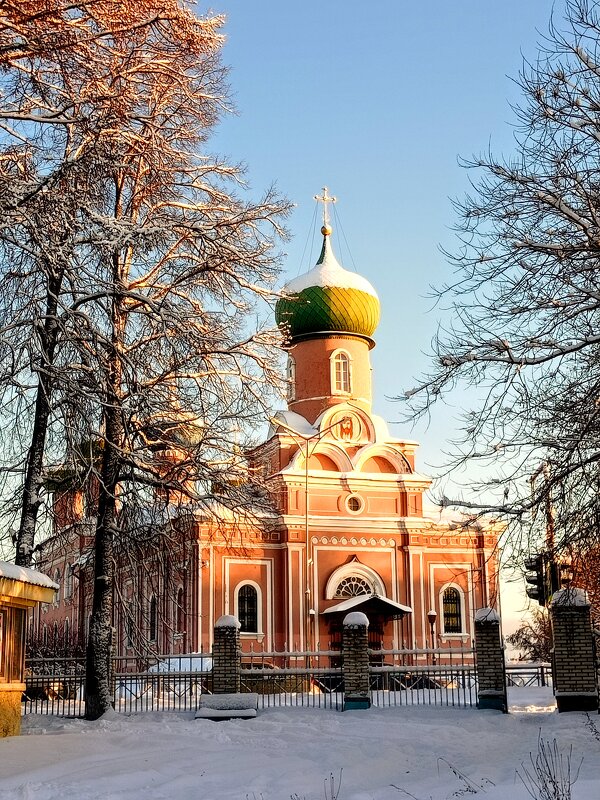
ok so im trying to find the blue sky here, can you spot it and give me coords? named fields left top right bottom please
left=210, top=0, right=556, bottom=488
left=208, top=1, right=564, bottom=626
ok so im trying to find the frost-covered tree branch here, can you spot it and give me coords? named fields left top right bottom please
left=404, top=0, right=600, bottom=560
left=0, top=1, right=290, bottom=719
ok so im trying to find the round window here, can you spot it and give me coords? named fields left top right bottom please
left=346, top=494, right=364, bottom=513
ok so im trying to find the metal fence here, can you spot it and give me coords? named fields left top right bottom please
left=23, top=656, right=86, bottom=717
left=23, top=649, right=343, bottom=715
left=241, top=649, right=343, bottom=710
left=23, top=651, right=552, bottom=717
left=505, top=662, right=552, bottom=688
left=114, top=654, right=214, bottom=714
left=369, top=647, right=478, bottom=708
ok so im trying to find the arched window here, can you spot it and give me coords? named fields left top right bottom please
left=442, top=587, right=463, bottom=633
left=331, top=350, right=351, bottom=394
left=334, top=576, right=373, bottom=598
left=237, top=584, right=258, bottom=633
left=325, top=562, right=386, bottom=600
left=54, top=569, right=61, bottom=606
left=287, top=356, right=296, bottom=401
left=149, top=595, right=158, bottom=642
left=65, top=565, right=73, bottom=600
left=176, top=587, right=185, bottom=633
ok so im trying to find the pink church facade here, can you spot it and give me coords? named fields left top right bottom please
left=32, top=212, right=499, bottom=658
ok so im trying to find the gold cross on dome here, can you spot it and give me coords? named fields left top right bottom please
left=314, top=186, right=337, bottom=227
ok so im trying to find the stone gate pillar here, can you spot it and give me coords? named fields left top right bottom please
left=342, top=611, right=371, bottom=710
left=212, top=615, right=241, bottom=694
left=550, top=588, right=598, bottom=712
left=474, top=607, right=507, bottom=712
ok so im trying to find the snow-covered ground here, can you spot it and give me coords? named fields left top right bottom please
left=1, top=688, right=599, bottom=800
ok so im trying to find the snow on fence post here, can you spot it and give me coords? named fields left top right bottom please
left=474, top=607, right=507, bottom=713
left=213, top=615, right=241, bottom=694
left=342, top=611, right=371, bottom=710
left=550, top=588, right=598, bottom=712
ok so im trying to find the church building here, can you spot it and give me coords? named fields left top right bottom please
left=33, top=191, right=500, bottom=658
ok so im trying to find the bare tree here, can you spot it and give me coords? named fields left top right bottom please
left=0, top=0, right=214, bottom=565
left=406, top=0, right=600, bottom=561
left=1, top=1, right=290, bottom=718
left=505, top=608, right=553, bottom=662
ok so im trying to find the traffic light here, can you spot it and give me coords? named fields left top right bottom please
left=525, top=553, right=548, bottom=606
left=547, top=559, right=560, bottom=595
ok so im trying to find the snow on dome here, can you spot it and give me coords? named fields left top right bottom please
left=284, top=236, right=378, bottom=298
left=275, top=233, right=381, bottom=341
left=343, top=611, right=370, bottom=627
left=474, top=607, right=500, bottom=623
left=551, top=587, right=590, bottom=607
left=0, top=560, right=58, bottom=590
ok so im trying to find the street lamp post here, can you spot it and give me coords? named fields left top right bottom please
left=427, top=609, right=437, bottom=666
left=272, top=415, right=351, bottom=656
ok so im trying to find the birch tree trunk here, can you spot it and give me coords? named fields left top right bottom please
left=15, top=268, right=64, bottom=566
left=85, top=251, right=125, bottom=719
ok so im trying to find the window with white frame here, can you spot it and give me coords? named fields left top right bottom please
left=331, top=350, right=351, bottom=394
left=237, top=584, right=259, bottom=633
left=442, top=587, right=463, bottom=633
left=65, top=564, right=73, bottom=600
left=286, top=356, right=296, bottom=401
left=53, top=569, right=61, bottom=607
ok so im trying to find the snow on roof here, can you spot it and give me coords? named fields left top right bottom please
left=197, top=496, right=279, bottom=522
left=322, top=593, right=412, bottom=615
left=0, top=560, right=58, bottom=590
left=283, top=236, right=378, bottom=298
left=269, top=410, right=318, bottom=439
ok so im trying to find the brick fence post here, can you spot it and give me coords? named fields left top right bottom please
left=212, top=615, right=241, bottom=694
left=474, top=607, right=507, bottom=712
left=342, top=611, right=371, bottom=711
left=550, top=587, right=598, bottom=712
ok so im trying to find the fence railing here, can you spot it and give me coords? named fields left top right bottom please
left=505, top=662, right=552, bottom=688
left=24, top=650, right=551, bottom=717
left=368, top=647, right=478, bottom=708
left=241, top=649, right=343, bottom=710
left=23, top=650, right=343, bottom=715
left=23, top=656, right=86, bottom=717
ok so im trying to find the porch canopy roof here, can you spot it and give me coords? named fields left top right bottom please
left=321, top=593, right=412, bottom=620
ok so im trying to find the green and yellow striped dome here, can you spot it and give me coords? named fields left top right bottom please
left=276, top=232, right=380, bottom=341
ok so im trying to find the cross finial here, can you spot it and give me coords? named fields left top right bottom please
left=314, top=186, right=337, bottom=230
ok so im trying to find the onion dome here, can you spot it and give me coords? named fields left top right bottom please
left=276, top=226, right=380, bottom=341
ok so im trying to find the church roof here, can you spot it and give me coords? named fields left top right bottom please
left=322, top=593, right=412, bottom=618
left=275, top=226, right=381, bottom=341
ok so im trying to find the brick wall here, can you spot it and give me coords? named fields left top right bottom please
left=212, top=616, right=241, bottom=694
left=342, top=613, right=370, bottom=709
left=474, top=609, right=506, bottom=712
left=550, top=596, right=598, bottom=712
